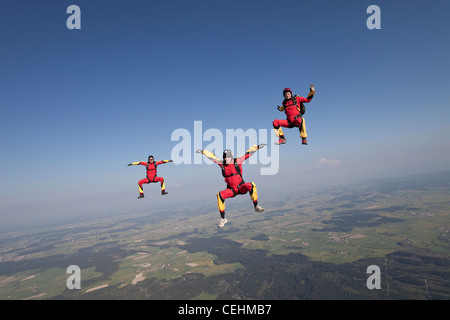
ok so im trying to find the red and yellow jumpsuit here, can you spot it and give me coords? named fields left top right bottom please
left=199, top=145, right=261, bottom=219
left=130, top=160, right=171, bottom=195
left=273, top=90, right=315, bottom=142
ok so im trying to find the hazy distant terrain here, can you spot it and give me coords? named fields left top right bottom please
left=1, top=171, right=449, bottom=300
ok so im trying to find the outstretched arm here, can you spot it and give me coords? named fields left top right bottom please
left=236, top=144, right=266, bottom=163
left=196, top=149, right=223, bottom=165
left=127, top=161, right=145, bottom=166
left=155, top=160, right=173, bottom=165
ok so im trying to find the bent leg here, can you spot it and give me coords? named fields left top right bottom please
left=273, top=119, right=291, bottom=138
left=293, top=117, right=307, bottom=139
left=239, top=182, right=264, bottom=212
left=293, top=117, right=307, bottom=144
left=239, top=182, right=259, bottom=207
left=273, top=119, right=291, bottom=129
left=138, top=178, right=150, bottom=194
left=217, top=188, right=235, bottom=219
left=153, top=176, right=166, bottom=191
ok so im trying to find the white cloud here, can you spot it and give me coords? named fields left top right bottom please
left=299, top=157, right=342, bottom=171
left=318, top=158, right=341, bottom=167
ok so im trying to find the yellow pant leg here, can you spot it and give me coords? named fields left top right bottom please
left=216, top=193, right=225, bottom=213
left=250, top=182, right=258, bottom=202
left=274, top=127, right=284, bottom=137
left=300, top=117, right=307, bottom=139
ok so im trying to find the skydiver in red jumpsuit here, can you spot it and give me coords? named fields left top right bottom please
left=273, top=85, right=316, bottom=145
left=127, top=155, right=172, bottom=199
left=196, top=144, right=265, bottom=228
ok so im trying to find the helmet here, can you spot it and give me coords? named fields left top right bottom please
left=223, top=149, right=233, bottom=159
left=148, top=155, right=154, bottom=159
left=283, top=88, right=292, bottom=96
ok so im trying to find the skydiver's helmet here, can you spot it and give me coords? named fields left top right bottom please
left=223, top=149, right=233, bottom=160
left=283, top=88, right=292, bottom=97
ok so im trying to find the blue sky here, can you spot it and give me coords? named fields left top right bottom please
left=1, top=0, right=450, bottom=230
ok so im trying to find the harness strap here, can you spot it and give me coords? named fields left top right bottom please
left=224, top=172, right=240, bottom=178
left=221, top=159, right=242, bottom=178
left=283, top=95, right=303, bottom=113
left=222, top=159, right=245, bottom=194
left=227, top=180, right=245, bottom=196
left=146, top=162, right=157, bottom=181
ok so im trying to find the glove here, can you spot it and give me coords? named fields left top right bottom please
left=195, top=149, right=203, bottom=154
left=127, top=163, right=132, bottom=166
left=169, top=160, right=173, bottom=162
left=258, top=144, right=267, bottom=149
left=310, top=84, right=315, bottom=92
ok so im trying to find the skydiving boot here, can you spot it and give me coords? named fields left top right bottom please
left=255, top=205, right=265, bottom=213
left=218, top=218, right=228, bottom=228
left=275, top=136, right=287, bottom=145
left=138, top=193, right=144, bottom=199
left=302, top=138, right=307, bottom=145
left=274, top=127, right=286, bottom=145
left=161, top=190, right=168, bottom=195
